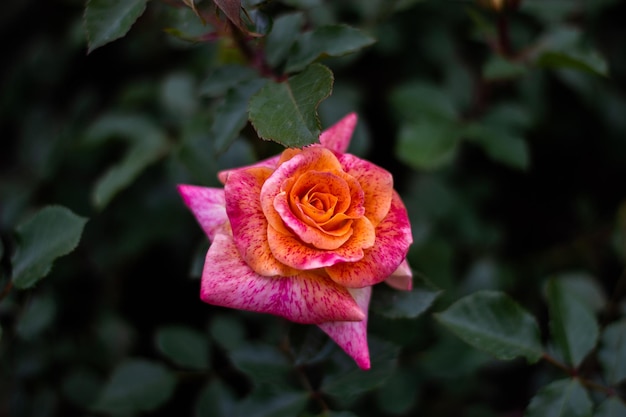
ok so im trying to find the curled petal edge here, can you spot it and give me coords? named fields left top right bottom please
left=178, top=185, right=228, bottom=241
left=385, top=259, right=413, bottom=291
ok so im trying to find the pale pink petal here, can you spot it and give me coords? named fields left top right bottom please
left=337, top=153, right=393, bottom=227
left=218, top=155, right=281, bottom=184
left=319, top=113, right=358, bottom=154
left=224, top=167, right=296, bottom=277
left=318, top=286, right=372, bottom=369
left=385, top=259, right=413, bottom=291
left=201, top=232, right=366, bottom=324
left=325, top=191, right=412, bottom=287
left=178, top=185, right=228, bottom=241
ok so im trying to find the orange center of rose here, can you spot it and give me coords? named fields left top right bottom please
left=289, top=170, right=356, bottom=238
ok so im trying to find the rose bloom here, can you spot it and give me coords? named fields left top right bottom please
left=178, top=114, right=413, bottom=369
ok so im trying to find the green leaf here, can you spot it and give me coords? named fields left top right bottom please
left=395, top=120, right=461, bottom=170
left=435, top=290, right=543, bottom=363
left=546, top=278, right=599, bottom=368
left=483, top=103, right=534, bottom=131
left=321, top=338, right=399, bottom=400
left=16, top=293, right=57, bottom=339
left=598, top=319, right=626, bottom=385
left=200, top=65, right=259, bottom=97
left=234, top=389, right=309, bottom=417
left=84, top=0, right=148, bottom=53
left=464, top=124, right=530, bottom=170
left=195, top=380, right=236, bottom=417
left=84, top=114, right=168, bottom=209
left=390, top=82, right=458, bottom=122
left=11, top=206, right=88, bottom=289
left=210, top=79, right=266, bottom=153
left=62, top=368, right=102, bottom=409
left=94, top=359, right=177, bottom=414
left=525, top=378, right=592, bottom=417
left=248, top=63, right=333, bottom=147
left=375, top=368, right=420, bottom=415
left=420, top=330, right=491, bottom=379
left=160, top=72, right=198, bottom=122
left=209, top=314, right=246, bottom=350
left=155, top=325, right=210, bottom=370
left=232, top=390, right=306, bottom=417
left=265, top=12, right=304, bottom=68
left=286, top=24, right=375, bottom=73
left=483, top=55, right=528, bottom=81
left=371, top=279, right=441, bottom=319
left=534, top=27, right=608, bottom=77
left=229, top=344, right=291, bottom=386
left=596, top=397, right=626, bottom=417
left=555, top=272, right=607, bottom=313
left=521, top=0, right=580, bottom=23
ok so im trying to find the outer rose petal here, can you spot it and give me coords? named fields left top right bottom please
left=319, top=113, right=358, bottom=154
left=318, top=286, right=372, bottom=370
left=178, top=185, right=228, bottom=241
left=225, top=167, right=296, bottom=277
left=201, top=232, right=366, bottom=324
left=218, top=155, right=281, bottom=184
left=326, top=191, right=413, bottom=287
left=385, top=259, right=413, bottom=291
left=338, top=153, right=393, bottom=227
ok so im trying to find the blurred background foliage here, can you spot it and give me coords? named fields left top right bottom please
left=2, top=0, right=626, bottom=416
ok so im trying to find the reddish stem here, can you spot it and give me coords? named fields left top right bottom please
left=0, top=280, right=13, bottom=302
left=497, top=14, right=512, bottom=57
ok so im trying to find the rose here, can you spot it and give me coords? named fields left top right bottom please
left=178, top=113, right=413, bottom=369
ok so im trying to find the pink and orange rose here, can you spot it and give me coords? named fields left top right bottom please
left=179, top=114, right=413, bottom=369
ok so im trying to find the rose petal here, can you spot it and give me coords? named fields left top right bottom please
left=318, top=286, right=372, bottom=369
left=218, top=155, right=281, bottom=184
left=261, top=147, right=345, bottom=235
left=274, top=191, right=353, bottom=250
left=319, top=113, right=358, bottom=154
left=178, top=185, right=228, bottom=241
left=326, top=191, right=412, bottom=287
left=225, top=167, right=296, bottom=277
left=201, top=232, right=366, bottom=324
left=384, top=259, right=413, bottom=291
left=268, top=216, right=375, bottom=270
left=338, top=153, right=393, bottom=227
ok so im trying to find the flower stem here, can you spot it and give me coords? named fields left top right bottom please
left=279, top=332, right=330, bottom=412
left=0, top=280, right=12, bottom=302
left=542, top=352, right=621, bottom=399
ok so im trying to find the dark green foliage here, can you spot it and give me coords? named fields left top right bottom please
left=2, top=0, right=626, bottom=416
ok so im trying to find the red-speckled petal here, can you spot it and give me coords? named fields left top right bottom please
left=218, top=155, right=281, bottom=184
left=318, top=286, right=372, bottom=369
left=200, top=232, right=366, bottom=324
left=178, top=185, right=228, bottom=241
left=325, top=191, right=412, bottom=287
left=385, top=259, right=413, bottom=291
left=337, top=153, right=393, bottom=227
left=319, top=113, right=358, bottom=154
left=225, top=167, right=296, bottom=277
